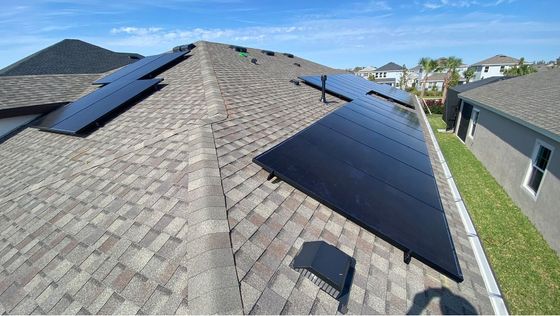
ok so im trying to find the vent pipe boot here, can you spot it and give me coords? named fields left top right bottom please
left=320, top=75, right=327, bottom=104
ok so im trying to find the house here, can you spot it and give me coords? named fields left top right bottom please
left=372, top=62, right=406, bottom=88
left=443, top=76, right=510, bottom=129
left=0, top=41, right=498, bottom=314
left=471, top=54, right=519, bottom=81
left=355, top=65, right=376, bottom=79
left=0, top=39, right=142, bottom=76
left=455, top=69, right=560, bottom=253
left=423, top=73, right=447, bottom=92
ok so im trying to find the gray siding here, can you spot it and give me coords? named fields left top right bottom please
left=459, top=106, right=560, bottom=253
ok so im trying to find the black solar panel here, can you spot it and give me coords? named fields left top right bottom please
left=254, top=76, right=463, bottom=282
left=94, top=51, right=187, bottom=85
left=300, top=74, right=414, bottom=107
left=35, top=79, right=161, bottom=135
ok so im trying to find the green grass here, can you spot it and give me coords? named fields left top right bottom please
left=427, top=114, right=560, bottom=315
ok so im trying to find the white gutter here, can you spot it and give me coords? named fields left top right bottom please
left=416, top=96, right=509, bottom=315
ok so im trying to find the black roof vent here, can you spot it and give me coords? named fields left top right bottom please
left=283, top=53, right=294, bottom=58
left=234, top=46, right=247, bottom=53
left=291, top=241, right=355, bottom=312
left=293, top=62, right=301, bottom=67
left=289, top=79, right=300, bottom=85
left=261, top=50, right=275, bottom=56
left=172, top=43, right=196, bottom=52
left=130, top=55, right=141, bottom=60
left=251, top=58, right=258, bottom=65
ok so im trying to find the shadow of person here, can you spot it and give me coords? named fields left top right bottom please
left=407, top=287, right=478, bottom=315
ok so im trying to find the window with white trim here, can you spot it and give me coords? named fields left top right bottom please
left=524, top=141, right=553, bottom=195
left=484, top=66, right=489, bottom=73
left=468, top=109, right=480, bottom=138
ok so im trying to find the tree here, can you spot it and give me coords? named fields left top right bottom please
left=418, top=57, right=441, bottom=98
left=463, top=67, right=476, bottom=83
left=399, top=64, right=409, bottom=90
left=503, top=57, right=537, bottom=77
left=367, top=74, right=375, bottom=81
left=441, top=56, right=462, bottom=104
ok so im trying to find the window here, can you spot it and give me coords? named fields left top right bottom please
left=524, top=141, right=553, bottom=196
left=468, top=109, right=480, bottom=137
left=484, top=66, right=489, bottom=73
left=500, top=65, right=505, bottom=72
left=383, top=72, right=387, bottom=78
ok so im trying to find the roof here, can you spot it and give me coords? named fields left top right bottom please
left=0, top=41, right=493, bottom=314
left=374, top=77, right=396, bottom=83
left=0, top=74, right=101, bottom=117
left=426, top=73, right=447, bottom=82
left=460, top=69, right=560, bottom=140
left=472, top=54, right=519, bottom=66
left=0, top=39, right=143, bottom=77
left=375, top=62, right=403, bottom=72
left=451, top=76, right=510, bottom=93
left=358, top=66, right=376, bottom=72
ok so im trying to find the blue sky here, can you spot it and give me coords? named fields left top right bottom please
left=1, top=0, right=559, bottom=69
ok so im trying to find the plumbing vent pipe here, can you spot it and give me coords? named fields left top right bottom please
left=320, top=75, right=327, bottom=104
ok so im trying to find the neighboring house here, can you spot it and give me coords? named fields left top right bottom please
left=471, top=54, right=519, bottom=81
left=372, top=62, right=406, bottom=88
left=443, top=76, right=510, bottom=129
left=455, top=69, right=560, bottom=253
left=356, top=65, right=376, bottom=79
left=0, top=39, right=143, bottom=76
left=0, top=41, right=497, bottom=315
left=423, top=73, right=446, bottom=92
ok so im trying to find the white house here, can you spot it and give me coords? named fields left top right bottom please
left=356, top=66, right=376, bottom=79
left=373, top=62, right=409, bottom=88
left=472, top=55, right=519, bottom=81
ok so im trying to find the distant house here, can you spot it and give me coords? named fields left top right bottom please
left=373, top=62, right=406, bottom=88
left=356, top=66, right=376, bottom=79
left=471, top=54, right=518, bottom=81
left=423, top=73, right=447, bottom=92
left=454, top=69, right=560, bottom=253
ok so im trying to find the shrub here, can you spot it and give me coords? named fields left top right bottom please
left=424, top=98, right=444, bottom=114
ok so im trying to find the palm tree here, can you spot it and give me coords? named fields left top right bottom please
left=463, top=67, right=475, bottom=83
left=418, top=57, right=441, bottom=98
left=441, top=56, right=462, bottom=104
left=503, top=57, right=537, bottom=77
left=399, top=64, right=409, bottom=90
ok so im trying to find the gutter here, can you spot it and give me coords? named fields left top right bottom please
left=416, top=96, right=509, bottom=315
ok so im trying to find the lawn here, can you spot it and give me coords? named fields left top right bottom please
left=427, top=114, right=560, bottom=315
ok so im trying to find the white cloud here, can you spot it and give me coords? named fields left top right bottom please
left=110, top=26, right=163, bottom=35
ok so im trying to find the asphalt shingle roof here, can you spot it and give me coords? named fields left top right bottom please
left=460, top=69, right=560, bottom=137
left=375, top=62, right=403, bottom=72
left=0, top=41, right=493, bottom=314
left=0, top=74, right=101, bottom=115
left=472, top=54, right=519, bottom=66
left=0, top=39, right=143, bottom=77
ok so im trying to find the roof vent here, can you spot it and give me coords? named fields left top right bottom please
left=293, top=62, right=301, bottom=67
left=129, top=55, right=141, bottom=60
left=289, top=79, right=300, bottom=85
left=292, top=241, right=355, bottom=313
left=261, top=50, right=275, bottom=56
left=172, top=43, right=196, bottom=52
left=234, top=46, right=247, bottom=53
left=283, top=53, right=294, bottom=58
left=251, top=58, right=258, bottom=65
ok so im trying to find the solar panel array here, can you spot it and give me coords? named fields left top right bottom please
left=254, top=74, right=463, bottom=282
left=300, top=74, right=414, bottom=107
left=35, top=50, right=189, bottom=135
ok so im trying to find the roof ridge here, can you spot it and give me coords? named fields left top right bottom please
left=197, top=41, right=228, bottom=123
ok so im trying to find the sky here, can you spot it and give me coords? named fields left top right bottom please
left=1, top=0, right=559, bottom=70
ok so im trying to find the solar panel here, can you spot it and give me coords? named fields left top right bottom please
left=94, top=51, right=187, bottom=85
left=300, top=74, right=414, bottom=107
left=35, top=79, right=161, bottom=135
left=254, top=77, right=463, bottom=282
